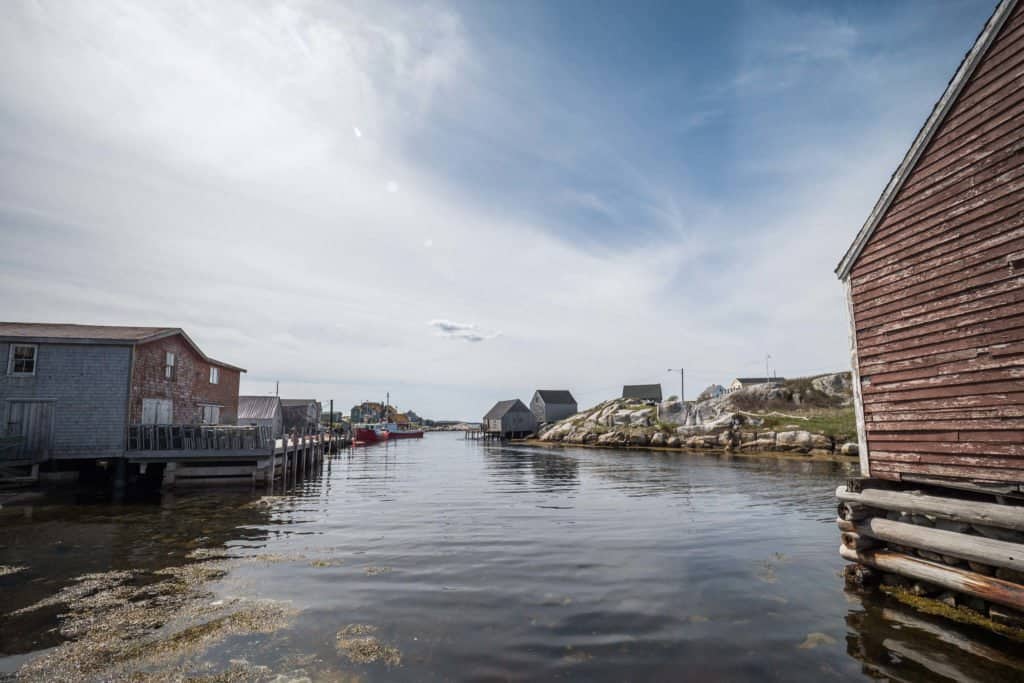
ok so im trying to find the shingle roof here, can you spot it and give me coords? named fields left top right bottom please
left=238, top=396, right=281, bottom=420
left=484, top=399, right=529, bottom=420
left=835, top=0, right=1015, bottom=279
left=0, top=322, right=177, bottom=343
left=622, top=384, right=662, bottom=400
left=0, top=322, right=246, bottom=372
left=534, top=390, right=576, bottom=404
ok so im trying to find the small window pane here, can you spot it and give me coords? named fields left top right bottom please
left=210, top=367, right=219, bottom=384
left=11, top=345, right=36, bottom=374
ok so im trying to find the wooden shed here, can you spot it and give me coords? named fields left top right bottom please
left=622, top=384, right=663, bottom=402
left=530, top=390, right=578, bottom=424
left=835, top=0, right=1024, bottom=634
left=483, top=399, right=537, bottom=438
left=238, top=395, right=283, bottom=438
left=837, top=0, right=1024, bottom=494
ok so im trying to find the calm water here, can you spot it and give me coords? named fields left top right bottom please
left=2, top=433, right=1023, bottom=681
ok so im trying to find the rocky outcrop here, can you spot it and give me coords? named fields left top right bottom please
left=536, top=372, right=857, bottom=457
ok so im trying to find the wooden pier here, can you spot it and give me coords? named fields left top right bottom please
left=464, top=430, right=504, bottom=442
left=127, top=424, right=349, bottom=490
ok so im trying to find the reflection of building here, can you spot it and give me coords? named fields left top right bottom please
left=0, top=323, right=244, bottom=462
left=483, top=399, right=536, bottom=438
left=845, top=597, right=1024, bottom=680
left=530, top=390, right=577, bottom=424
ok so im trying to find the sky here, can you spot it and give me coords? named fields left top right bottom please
left=0, top=0, right=998, bottom=420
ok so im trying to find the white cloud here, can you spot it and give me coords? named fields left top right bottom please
left=0, top=0, right=961, bottom=418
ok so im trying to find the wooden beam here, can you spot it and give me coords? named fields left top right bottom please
left=840, top=545, right=1024, bottom=612
left=854, top=516, right=1024, bottom=573
left=837, top=485, right=1024, bottom=530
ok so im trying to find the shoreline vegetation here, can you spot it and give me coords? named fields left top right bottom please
left=531, top=372, right=859, bottom=461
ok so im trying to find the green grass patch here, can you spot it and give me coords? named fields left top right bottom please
left=754, top=407, right=856, bottom=441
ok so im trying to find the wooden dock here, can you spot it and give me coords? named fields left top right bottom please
left=127, top=425, right=349, bottom=490
left=464, top=430, right=503, bottom=442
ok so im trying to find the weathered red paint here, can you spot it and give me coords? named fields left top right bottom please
left=847, top=1, right=1024, bottom=487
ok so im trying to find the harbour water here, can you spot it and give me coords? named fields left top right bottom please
left=2, top=433, right=1022, bottom=681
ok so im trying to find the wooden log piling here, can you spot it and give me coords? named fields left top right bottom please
left=840, top=545, right=1024, bottom=613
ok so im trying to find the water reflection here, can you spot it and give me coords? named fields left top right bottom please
left=0, top=434, right=1019, bottom=681
left=845, top=593, right=1024, bottom=682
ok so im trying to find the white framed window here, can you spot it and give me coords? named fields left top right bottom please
left=164, top=351, right=176, bottom=380
left=8, top=344, right=37, bottom=376
left=209, top=366, right=219, bottom=384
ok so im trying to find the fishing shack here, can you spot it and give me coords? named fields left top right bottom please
left=835, top=0, right=1024, bottom=634
left=483, top=399, right=537, bottom=439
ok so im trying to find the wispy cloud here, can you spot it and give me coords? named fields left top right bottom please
left=429, top=319, right=500, bottom=342
left=0, top=0, right=989, bottom=418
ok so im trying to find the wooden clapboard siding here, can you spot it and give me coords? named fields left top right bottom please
left=844, top=0, right=1024, bottom=486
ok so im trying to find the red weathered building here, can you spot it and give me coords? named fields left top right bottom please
left=128, top=330, right=244, bottom=427
left=837, top=0, right=1024, bottom=493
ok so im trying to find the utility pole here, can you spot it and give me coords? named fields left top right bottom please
left=275, top=380, right=279, bottom=397
left=667, top=368, right=684, bottom=402
left=765, top=354, right=772, bottom=384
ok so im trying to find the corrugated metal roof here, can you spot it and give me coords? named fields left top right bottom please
left=484, top=399, right=529, bottom=420
left=0, top=322, right=246, bottom=372
left=238, top=396, right=281, bottom=420
left=281, top=399, right=319, bottom=407
left=622, top=384, right=663, bottom=400
left=535, top=390, right=576, bottom=404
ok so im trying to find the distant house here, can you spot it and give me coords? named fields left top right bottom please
left=350, top=401, right=384, bottom=423
left=0, top=322, right=245, bottom=461
left=729, top=377, right=785, bottom=391
left=697, top=384, right=727, bottom=402
left=483, top=399, right=537, bottom=438
left=622, top=384, right=662, bottom=402
left=281, top=399, right=322, bottom=434
left=238, top=395, right=283, bottom=438
left=530, top=390, right=577, bottom=424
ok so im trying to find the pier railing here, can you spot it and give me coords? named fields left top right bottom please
left=128, top=424, right=273, bottom=452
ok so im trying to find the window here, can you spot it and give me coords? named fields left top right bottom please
left=209, top=366, right=219, bottom=384
left=201, top=404, right=220, bottom=425
left=8, top=344, right=37, bottom=376
left=164, top=351, right=176, bottom=380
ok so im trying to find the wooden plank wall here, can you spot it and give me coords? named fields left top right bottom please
left=849, top=2, right=1024, bottom=485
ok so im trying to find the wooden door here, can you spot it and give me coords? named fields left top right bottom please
left=5, top=401, right=54, bottom=460
left=142, top=398, right=173, bottom=424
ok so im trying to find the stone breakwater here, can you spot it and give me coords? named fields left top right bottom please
left=537, top=399, right=858, bottom=457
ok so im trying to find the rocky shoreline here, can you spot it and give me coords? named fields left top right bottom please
left=535, top=374, right=859, bottom=459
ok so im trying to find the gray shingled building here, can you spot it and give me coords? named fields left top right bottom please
left=483, top=399, right=537, bottom=438
left=621, top=384, right=663, bottom=402
left=530, top=390, right=577, bottom=424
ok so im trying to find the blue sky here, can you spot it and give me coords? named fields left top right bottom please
left=0, top=0, right=997, bottom=419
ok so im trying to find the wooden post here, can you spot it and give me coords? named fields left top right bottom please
left=840, top=545, right=1024, bottom=612
left=854, top=516, right=1024, bottom=574
left=837, top=485, right=1024, bottom=532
